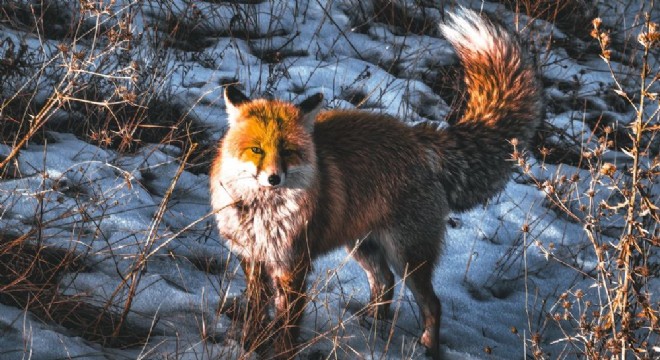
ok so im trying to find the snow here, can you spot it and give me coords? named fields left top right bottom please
left=1, top=0, right=658, bottom=359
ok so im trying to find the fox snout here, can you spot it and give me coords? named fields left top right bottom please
left=267, top=174, right=282, bottom=186
left=258, top=170, right=286, bottom=187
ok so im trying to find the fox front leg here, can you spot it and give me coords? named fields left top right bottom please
left=239, top=259, right=273, bottom=353
left=270, top=264, right=309, bottom=359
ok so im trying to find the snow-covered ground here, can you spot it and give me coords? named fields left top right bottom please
left=0, top=0, right=658, bottom=359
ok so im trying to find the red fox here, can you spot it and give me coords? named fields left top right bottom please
left=210, top=7, right=542, bottom=359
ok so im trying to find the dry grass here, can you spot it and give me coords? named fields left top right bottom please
left=509, top=1, right=660, bottom=357
left=0, top=0, right=657, bottom=359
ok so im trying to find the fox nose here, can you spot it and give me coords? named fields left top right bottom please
left=267, top=174, right=281, bottom=186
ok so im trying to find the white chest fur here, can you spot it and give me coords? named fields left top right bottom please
left=211, top=182, right=310, bottom=266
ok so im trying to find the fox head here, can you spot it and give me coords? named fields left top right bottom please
left=219, top=85, right=323, bottom=191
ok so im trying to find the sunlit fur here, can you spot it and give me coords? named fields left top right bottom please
left=220, top=99, right=316, bottom=191
left=210, top=8, right=542, bottom=360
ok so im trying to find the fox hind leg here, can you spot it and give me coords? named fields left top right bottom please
left=381, top=227, right=443, bottom=360
left=404, top=261, right=442, bottom=359
left=349, top=237, right=395, bottom=319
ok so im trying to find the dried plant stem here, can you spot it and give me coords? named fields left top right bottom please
left=112, top=142, right=198, bottom=338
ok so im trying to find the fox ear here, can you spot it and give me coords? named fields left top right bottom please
left=224, top=85, right=250, bottom=126
left=297, top=93, right=323, bottom=132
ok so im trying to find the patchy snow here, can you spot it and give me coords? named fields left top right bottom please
left=1, top=0, right=658, bottom=359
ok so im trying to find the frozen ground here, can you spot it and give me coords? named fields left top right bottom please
left=0, top=0, right=658, bottom=359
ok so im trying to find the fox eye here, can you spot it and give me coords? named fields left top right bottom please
left=281, top=149, right=295, bottom=157
left=250, top=147, right=263, bottom=154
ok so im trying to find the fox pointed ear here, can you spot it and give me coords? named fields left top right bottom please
left=297, top=93, right=324, bottom=132
left=224, top=85, right=250, bottom=126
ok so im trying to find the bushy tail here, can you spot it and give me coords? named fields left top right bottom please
left=425, top=8, right=543, bottom=211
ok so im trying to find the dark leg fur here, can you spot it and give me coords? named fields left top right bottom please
left=386, top=185, right=446, bottom=359
left=270, top=261, right=310, bottom=359
left=239, top=260, right=274, bottom=353
left=405, top=263, right=442, bottom=360
left=349, top=238, right=395, bottom=318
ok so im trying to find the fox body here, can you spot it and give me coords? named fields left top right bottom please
left=210, top=8, right=542, bottom=359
